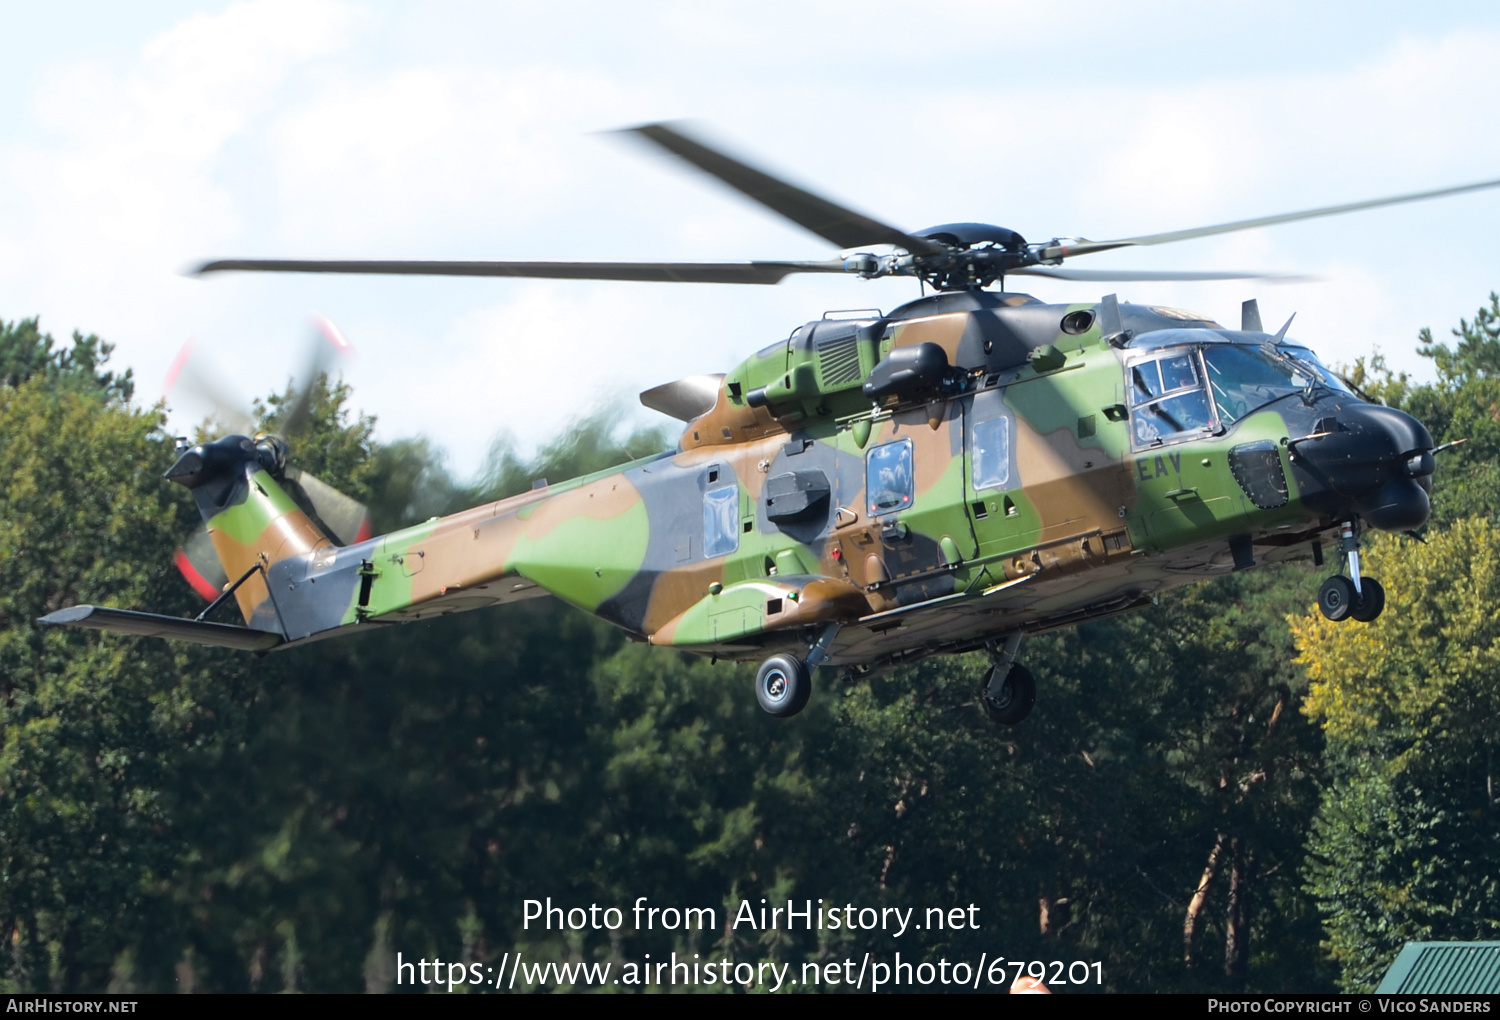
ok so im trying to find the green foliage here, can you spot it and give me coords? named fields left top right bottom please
left=0, top=328, right=1339, bottom=993
left=254, top=375, right=377, bottom=502
left=10, top=297, right=1500, bottom=994
left=363, top=407, right=671, bottom=534
left=1417, top=293, right=1500, bottom=386
left=364, top=437, right=467, bottom=533
left=0, top=373, right=247, bottom=990
left=475, top=411, right=673, bottom=504
left=816, top=565, right=1330, bottom=992
left=1354, top=294, right=1500, bottom=525
left=1298, top=298, right=1500, bottom=989
left=0, top=317, right=133, bottom=402
left=1297, top=523, right=1500, bottom=990
left=1341, top=352, right=1410, bottom=410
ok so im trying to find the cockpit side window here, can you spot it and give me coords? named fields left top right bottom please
left=1128, top=348, right=1215, bottom=447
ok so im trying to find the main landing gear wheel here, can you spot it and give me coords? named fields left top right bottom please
left=755, top=654, right=812, bottom=718
left=981, top=662, right=1036, bottom=726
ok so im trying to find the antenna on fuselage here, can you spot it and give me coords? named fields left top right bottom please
left=1241, top=299, right=1263, bottom=333
left=1099, top=293, right=1132, bottom=347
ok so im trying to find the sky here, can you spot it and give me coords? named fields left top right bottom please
left=4, top=1, right=1500, bottom=479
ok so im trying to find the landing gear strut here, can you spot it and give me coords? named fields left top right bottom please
left=1317, top=521, right=1385, bottom=623
left=981, top=634, right=1036, bottom=725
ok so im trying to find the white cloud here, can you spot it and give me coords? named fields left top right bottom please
left=0, top=0, right=368, bottom=371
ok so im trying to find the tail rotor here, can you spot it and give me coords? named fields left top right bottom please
left=164, top=315, right=372, bottom=605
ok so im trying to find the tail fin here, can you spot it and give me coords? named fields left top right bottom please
left=164, top=435, right=333, bottom=633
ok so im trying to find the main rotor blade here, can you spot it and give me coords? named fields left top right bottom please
left=1107, top=176, right=1500, bottom=249
left=622, top=123, right=946, bottom=256
left=194, top=258, right=851, bottom=285
left=1010, top=267, right=1314, bottom=283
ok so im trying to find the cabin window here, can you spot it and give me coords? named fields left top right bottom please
left=1128, top=349, right=1215, bottom=447
left=703, top=485, right=740, bottom=558
left=970, top=415, right=1011, bottom=492
left=866, top=439, right=914, bottom=517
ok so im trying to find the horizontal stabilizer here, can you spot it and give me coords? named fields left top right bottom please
left=38, top=605, right=283, bottom=651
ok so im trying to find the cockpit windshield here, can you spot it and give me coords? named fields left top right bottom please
left=1127, top=342, right=1353, bottom=447
left=1202, top=344, right=1351, bottom=424
left=1284, top=347, right=1352, bottom=395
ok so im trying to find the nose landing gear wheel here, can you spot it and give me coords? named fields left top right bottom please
left=1350, top=576, right=1386, bottom=622
left=1318, top=575, right=1386, bottom=622
left=755, top=654, right=812, bottom=717
left=981, top=663, right=1036, bottom=725
left=1318, top=575, right=1356, bottom=621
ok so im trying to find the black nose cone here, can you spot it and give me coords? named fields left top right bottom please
left=164, top=434, right=257, bottom=489
left=1290, top=404, right=1434, bottom=531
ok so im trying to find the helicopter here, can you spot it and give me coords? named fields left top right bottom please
left=42, top=123, right=1498, bottom=723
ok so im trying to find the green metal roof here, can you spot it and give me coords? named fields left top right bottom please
left=1376, top=942, right=1500, bottom=994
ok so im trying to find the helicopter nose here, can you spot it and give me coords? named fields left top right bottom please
left=1288, top=403, right=1434, bottom=531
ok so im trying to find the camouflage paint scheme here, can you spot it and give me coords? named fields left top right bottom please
left=157, top=289, right=1432, bottom=675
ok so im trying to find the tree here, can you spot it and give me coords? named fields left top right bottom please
left=0, top=317, right=133, bottom=402
left=0, top=366, right=239, bottom=990
left=1295, top=522, right=1500, bottom=991
left=15, top=313, right=1455, bottom=992
left=253, top=375, right=377, bottom=503
left=812, top=562, right=1331, bottom=993
left=1351, top=293, right=1500, bottom=525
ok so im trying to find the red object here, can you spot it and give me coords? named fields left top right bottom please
left=311, top=313, right=356, bottom=355
left=174, top=548, right=222, bottom=601
left=162, top=339, right=195, bottom=393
